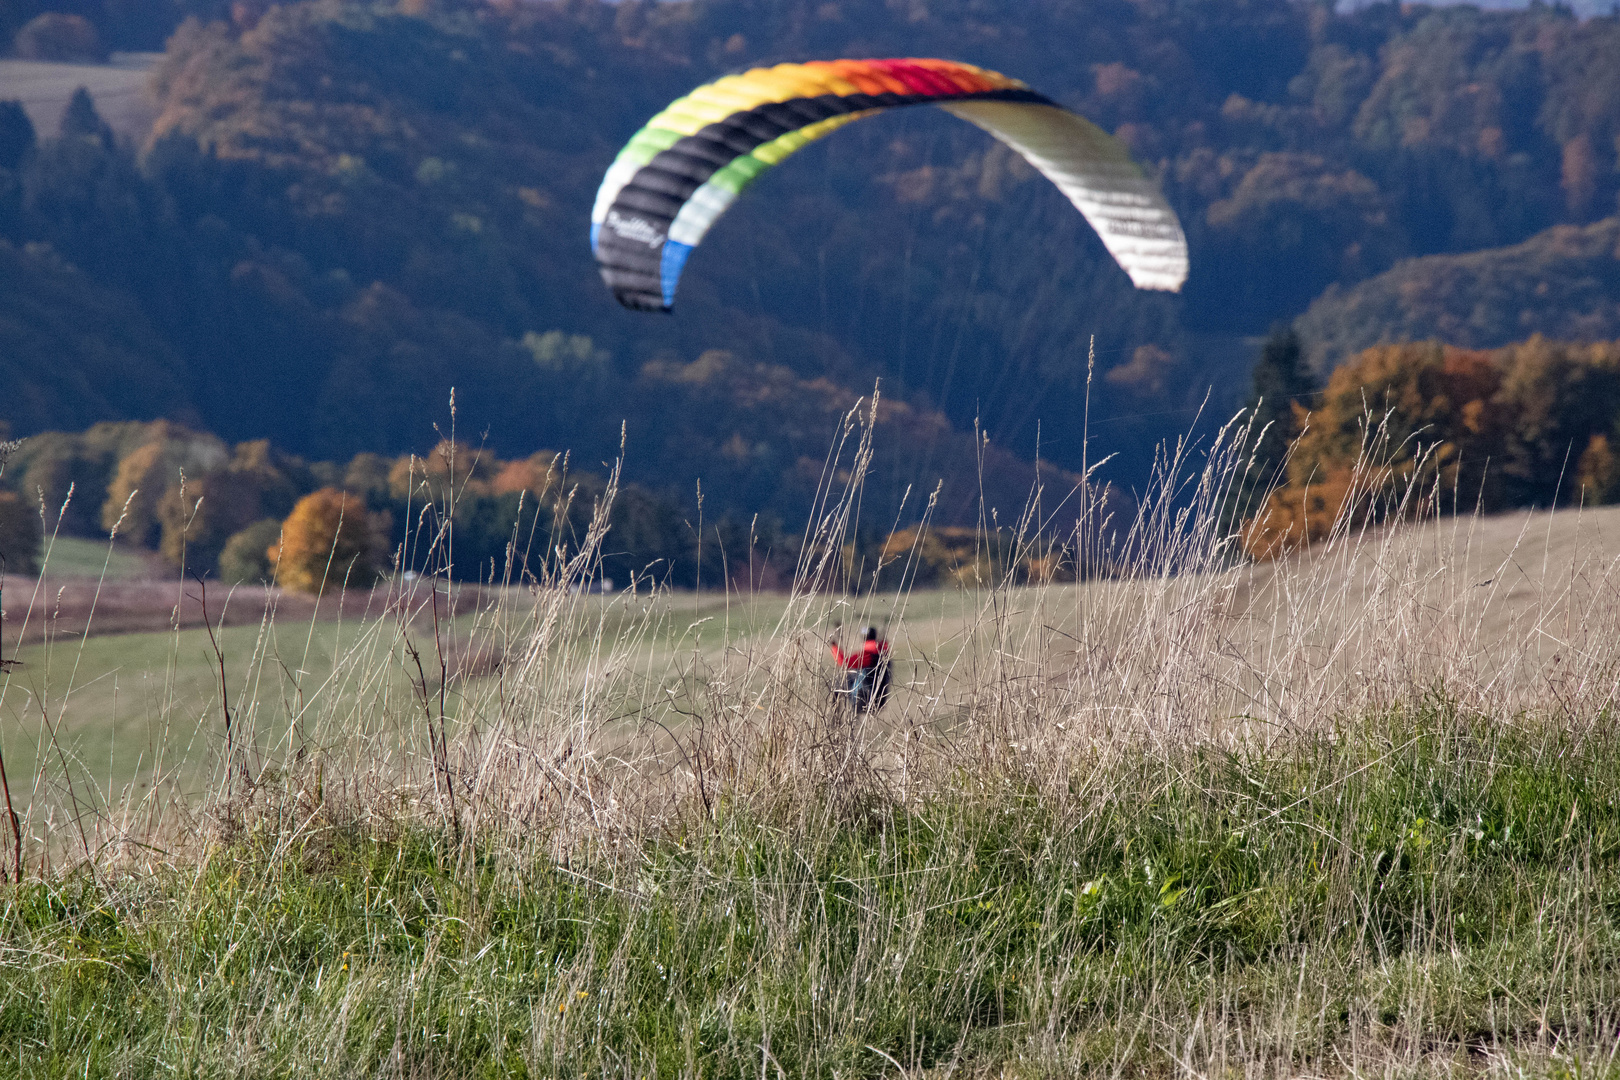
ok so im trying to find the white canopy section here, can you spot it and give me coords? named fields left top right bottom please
left=940, top=100, right=1188, bottom=292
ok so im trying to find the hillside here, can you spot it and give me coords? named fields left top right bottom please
left=2, top=0, right=1620, bottom=524
left=0, top=239, right=190, bottom=430
left=1296, top=216, right=1620, bottom=371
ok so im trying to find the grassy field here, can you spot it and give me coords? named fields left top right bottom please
left=4, top=445, right=1620, bottom=1076
left=31, top=535, right=162, bottom=581
left=10, top=499, right=1612, bottom=815
left=0, top=580, right=964, bottom=817
left=10, top=703, right=1620, bottom=1078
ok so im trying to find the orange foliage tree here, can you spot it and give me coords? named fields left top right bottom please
left=1243, top=338, right=1620, bottom=560
left=269, top=488, right=389, bottom=594
left=385, top=440, right=503, bottom=504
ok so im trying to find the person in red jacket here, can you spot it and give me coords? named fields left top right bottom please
left=830, top=626, right=891, bottom=712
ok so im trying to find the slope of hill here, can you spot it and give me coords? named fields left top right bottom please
left=0, top=239, right=190, bottom=431
left=2, top=0, right=1620, bottom=527
left=1295, top=217, right=1620, bottom=371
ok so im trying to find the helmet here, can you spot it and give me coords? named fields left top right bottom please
left=863, top=626, right=878, bottom=641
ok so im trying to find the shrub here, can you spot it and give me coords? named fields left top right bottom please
left=217, top=518, right=282, bottom=585
left=268, top=488, right=388, bottom=594
left=0, top=489, right=38, bottom=575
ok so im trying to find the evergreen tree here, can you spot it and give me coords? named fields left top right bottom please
left=0, top=101, right=34, bottom=171
left=1230, top=325, right=1317, bottom=528
left=1248, top=326, right=1315, bottom=471
left=0, top=490, right=38, bottom=576
left=59, top=87, right=112, bottom=146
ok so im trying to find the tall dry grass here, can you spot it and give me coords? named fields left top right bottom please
left=5, top=401, right=1620, bottom=1076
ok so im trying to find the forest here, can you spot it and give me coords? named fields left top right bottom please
left=3, top=0, right=1620, bottom=536
left=1242, top=333, right=1620, bottom=556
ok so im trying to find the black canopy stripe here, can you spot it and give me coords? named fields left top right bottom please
left=596, top=86, right=1051, bottom=310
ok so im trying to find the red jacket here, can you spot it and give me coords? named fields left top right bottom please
left=831, top=639, right=889, bottom=671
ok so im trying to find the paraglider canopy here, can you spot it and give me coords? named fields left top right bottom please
left=590, top=57, right=1188, bottom=312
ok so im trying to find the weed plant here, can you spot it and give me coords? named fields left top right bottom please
left=3, top=404, right=1620, bottom=1077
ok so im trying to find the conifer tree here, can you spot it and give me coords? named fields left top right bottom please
left=1229, top=325, right=1318, bottom=530
left=59, top=87, right=112, bottom=146
left=0, top=101, right=34, bottom=171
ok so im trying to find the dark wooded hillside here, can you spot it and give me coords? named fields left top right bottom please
left=2, top=0, right=1618, bottom=525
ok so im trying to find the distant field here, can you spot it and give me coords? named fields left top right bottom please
left=0, top=52, right=160, bottom=140
left=0, top=583, right=910, bottom=812
left=4, top=501, right=1616, bottom=823
left=34, top=534, right=160, bottom=580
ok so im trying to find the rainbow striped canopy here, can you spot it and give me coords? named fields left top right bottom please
left=591, top=58, right=1189, bottom=312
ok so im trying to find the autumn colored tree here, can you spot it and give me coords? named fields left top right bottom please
left=0, top=421, right=163, bottom=535
left=101, top=423, right=228, bottom=548
left=268, top=488, right=388, bottom=594
left=879, top=526, right=1015, bottom=589
left=157, top=439, right=303, bottom=572
left=385, top=440, right=498, bottom=504
left=1244, top=343, right=1510, bottom=559
left=490, top=451, right=563, bottom=498
left=1243, top=337, right=1620, bottom=559
left=1490, top=338, right=1620, bottom=505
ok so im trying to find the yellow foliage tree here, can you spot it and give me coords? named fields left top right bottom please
left=101, top=422, right=228, bottom=547
left=1578, top=434, right=1620, bottom=504
left=385, top=441, right=497, bottom=503
left=268, top=489, right=388, bottom=594
left=879, top=526, right=1012, bottom=588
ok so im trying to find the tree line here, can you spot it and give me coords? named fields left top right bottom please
left=0, top=419, right=792, bottom=591
left=0, top=415, right=1105, bottom=592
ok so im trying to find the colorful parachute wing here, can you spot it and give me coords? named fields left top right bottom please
left=591, top=58, right=1188, bottom=311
